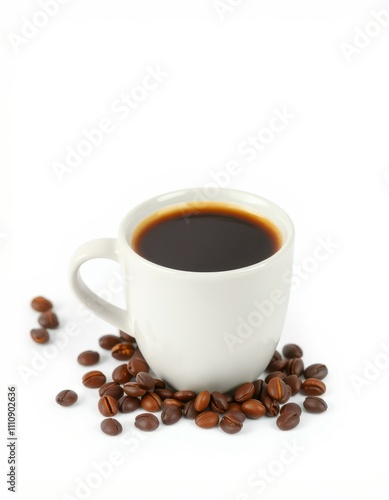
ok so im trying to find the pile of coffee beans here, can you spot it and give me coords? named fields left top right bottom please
left=30, top=296, right=59, bottom=344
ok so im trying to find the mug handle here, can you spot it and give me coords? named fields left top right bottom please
left=68, top=238, right=128, bottom=332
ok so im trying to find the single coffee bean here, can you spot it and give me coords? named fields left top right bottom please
left=259, top=383, right=279, bottom=417
left=31, top=296, right=53, bottom=312
left=118, top=396, right=140, bottom=413
left=140, top=392, right=162, bottom=412
left=303, top=396, right=328, bottom=413
left=234, top=382, right=255, bottom=403
left=111, top=342, right=135, bottom=360
left=266, top=350, right=281, bottom=369
left=220, top=413, right=243, bottom=434
left=98, top=395, right=119, bottom=417
left=241, top=399, right=266, bottom=419
left=163, top=399, right=184, bottom=409
left=123, top=382, right=146, bottom=398
left=55, top=389, right=78, bottom=407
left=161, top=405, right=182, bottom=425
left=280, top=402, right=302, bottom=417
left=30, top=328, right=49, bottom=344
left=82, top=370, right=106, bottom=388
left=286, top=358, right=304, bottom=376
left=101, top=417, right=122, bottom=436
left=135, top=413, right=159, bottom=432
left=300, top=378, right=326, bottom=396
left=127, top=357, right=149, bottom=376
left=282, top=343, right=303, bottom=359
left=266, top=351, right=288, bottom=372
left=252, top=380, right=263, bottom=399
left=195, top=411, right=219, bottom=429
left=284, top=374, right=302, bottom=396
left=136, top=372, right=156, bottom=391
left=278, top=384, right=292, bottom=404
left=265, top=371, right=286, bottom=383
left=224, top=393, right=234, bottom=404
left=99, top=334, right=122, bottom=350
left=194, top=390, right=211, bottom=412
left=38, top=311, right=59, bottom=329
left=276, top=411, right=300, bottom=431
left=225, top=410, right=246, bottom=423
left=155, top=389, right=174, bottom=400
left=183, top=400, right=199, bottom=419
left=77, top=350, right=100, bottom=366
left=228, top=402, right=242, bottom=413
left=153, top=379, right=166, bottom=390
left=99, top=382, right=124, bottom=400
left=119, top=330, right=136, bottom=343
left=303, top=363, right=328, bottom=380
left=112, top=364, right=132, bottom=384
left=173, top=390, right=196, bottom=403
left=267, top=377, right=287, bottom=401
left=210, top=392, right=229, bottom=413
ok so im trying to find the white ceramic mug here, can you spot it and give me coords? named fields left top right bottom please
left=69, top=188, right=294, bottom=392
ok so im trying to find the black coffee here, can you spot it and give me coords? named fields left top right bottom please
left=132, top=202, right=281, bottom=272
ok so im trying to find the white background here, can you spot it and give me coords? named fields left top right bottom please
left=1, top=1, right=389, bottom=499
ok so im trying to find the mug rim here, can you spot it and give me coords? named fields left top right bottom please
left=118, top=188, right=294, bottom=276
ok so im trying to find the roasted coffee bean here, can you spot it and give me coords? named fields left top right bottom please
left=183, top=400, right=199, bottom=419
left=303, top=396, right=328, bottom=413
left=118, top=396, right=140, bottom=413
left=266, top=350, right=281, bottom=369
left=163, top=398, right=184, bottom=409
left=136, top=372, right=156, bottom=391
left=303, top=363, right=328, bottom=380
left=195, top=411, right=219, bottom=429
left=173, top=390, right=196, bottom=403
left=286, top=358, right=304, bottom=376
left=55, top=389, right=78, bottom=407
left=99, top=382, right=124, bottom=400
left=31, top=296, right=53, bottom=312
left=161, top=405, right=182, bottom=425
left=252, top=379, right=263, bottom=399
left=127, top=357, right=149, bottom=376
left=241, top=399, right=266, bottom=419
left=300, top=378, right=326, bottom=396
left=282, top=343, right=303, bottom=359
left=228, top=402, right=242, bottom=413
left=101, top=418, right=122, bottom=436
left=38, top=311, right=59, bottom=329
left=276, top=411, right=300, bottom=431
left=30, top=328, right=49, bottom=344
left=99, top=334, right=122, bottom=350
left=82, top=370, right=106, bottom=388
left=123, top=382, right=146, bottom=398
left=265, top=371, right=287, bottom=383
left=155, top=389, right=174, bottom=400
left=280, top=402, right=302, bottom=417
left=284, top=374, right=302, bottom=396
left=135, top=413, right=159, bottom=432
left=210, top=392, right=229, bottom=413
left=225, top=410, right=246, bottom=423
left=267, top=377, right=288, bottom=401
left=98, top=395, right=119, bottom=417
left=278, top=384, right=292, bottom=404
left=112, top=364, right=132, bottom=384
left=259, top=383, right=279, bottom=417
left=140, top=392, right=162, bottom=412
left=111, top=342, right=135, bottom=360
left=119, top=330, right=136, bottom=343
left=234, top=382, right=255, bottom=403
left=194, top=390, right=210, bottom=411
left=77, top=350, right=100, bottom=366
left=224, top=393, right=234, bottom=404
left=266, top=351, right=288, bottom=372
left=220, top=413, right=243, bottom=434
left=153, top=379, right=166, bottom=390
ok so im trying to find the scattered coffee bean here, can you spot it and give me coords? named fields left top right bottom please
left=111, top=342, right=135, bottom=360
left=112, top=364, right=132, bottom=384
left=98, top=382, right=124, bottom=400
left=30, top=328, right=49, bottom=344
left=153, top=379, right=166, bottom=390
left=163, top=398, right=184, bottom=409
left=284, top=374, right=302, bottom=396
left=127, top=357, right=149, bottom=376
left=119, top=330, right=136, bottom=343
left=282, top=343, right=303, bottom=359
left=260, top=383, right=279, bottom=417
left=265, top=371, right=286, bottom=383
left=99, top=334, right=122, bottom=350
left=278, top=384, right=292, bottom=404
left=31, top=296, right=53, bottom=312
left=195, top=411, right=219, bottom=429
left=210, top=392, right=229, bottom=413
left=266, top=351, right=288, bottom=372
left=38, top=311, right=59, bottom=329
left=286, top=358, right=304, bottom=376
left=280, top=402, right=302, bottom=417
left=300, top=378, right=326, bottom=396
left=303, top=396, right=328, bottom=413
left=55, top=389, right=78, bottom=407
left=183, top=400, right=199, bottom=419
left=266, top=350, right=282, bottom=370
left=234, top=382, right=255, bottom=403
left=276, top=411, right=300, bottom=431
left=224, top=393, right=234, bottom=404
left=228, top=402, right=242, bottom=413
left=173, top=390, right=196, bottom=403
left=135, top=413, right=159, bottom=432
left=82, top=370, right=106, bottom=389
left=136, top=372, right=156, bottom=391
left=226, top=410, right=246, bottom=423
left=252, top=380, right=263, bottom=399
left=220, top=413, right=243, bottom=434
left=155, top=389, right=174, bottom=400
left=98, top=395, right=119, bottom=417
left=77, top=350, right=100, bottom=366
left=101, top=418, right=122, bottom=436
left=122, top=382, right=146, bottom=398
left=194, top=390, right=211, bottom=412
left=140, top=392, right=162, bottom=412
left=267, top=377, right=288, bottom=401
left=161, top=405, right=182, bottom=425
left=118, top=396, right=140, bottom=413
left=303, top=363, right=328, bottom=380
left=241, top=399, right=266, bottom=419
